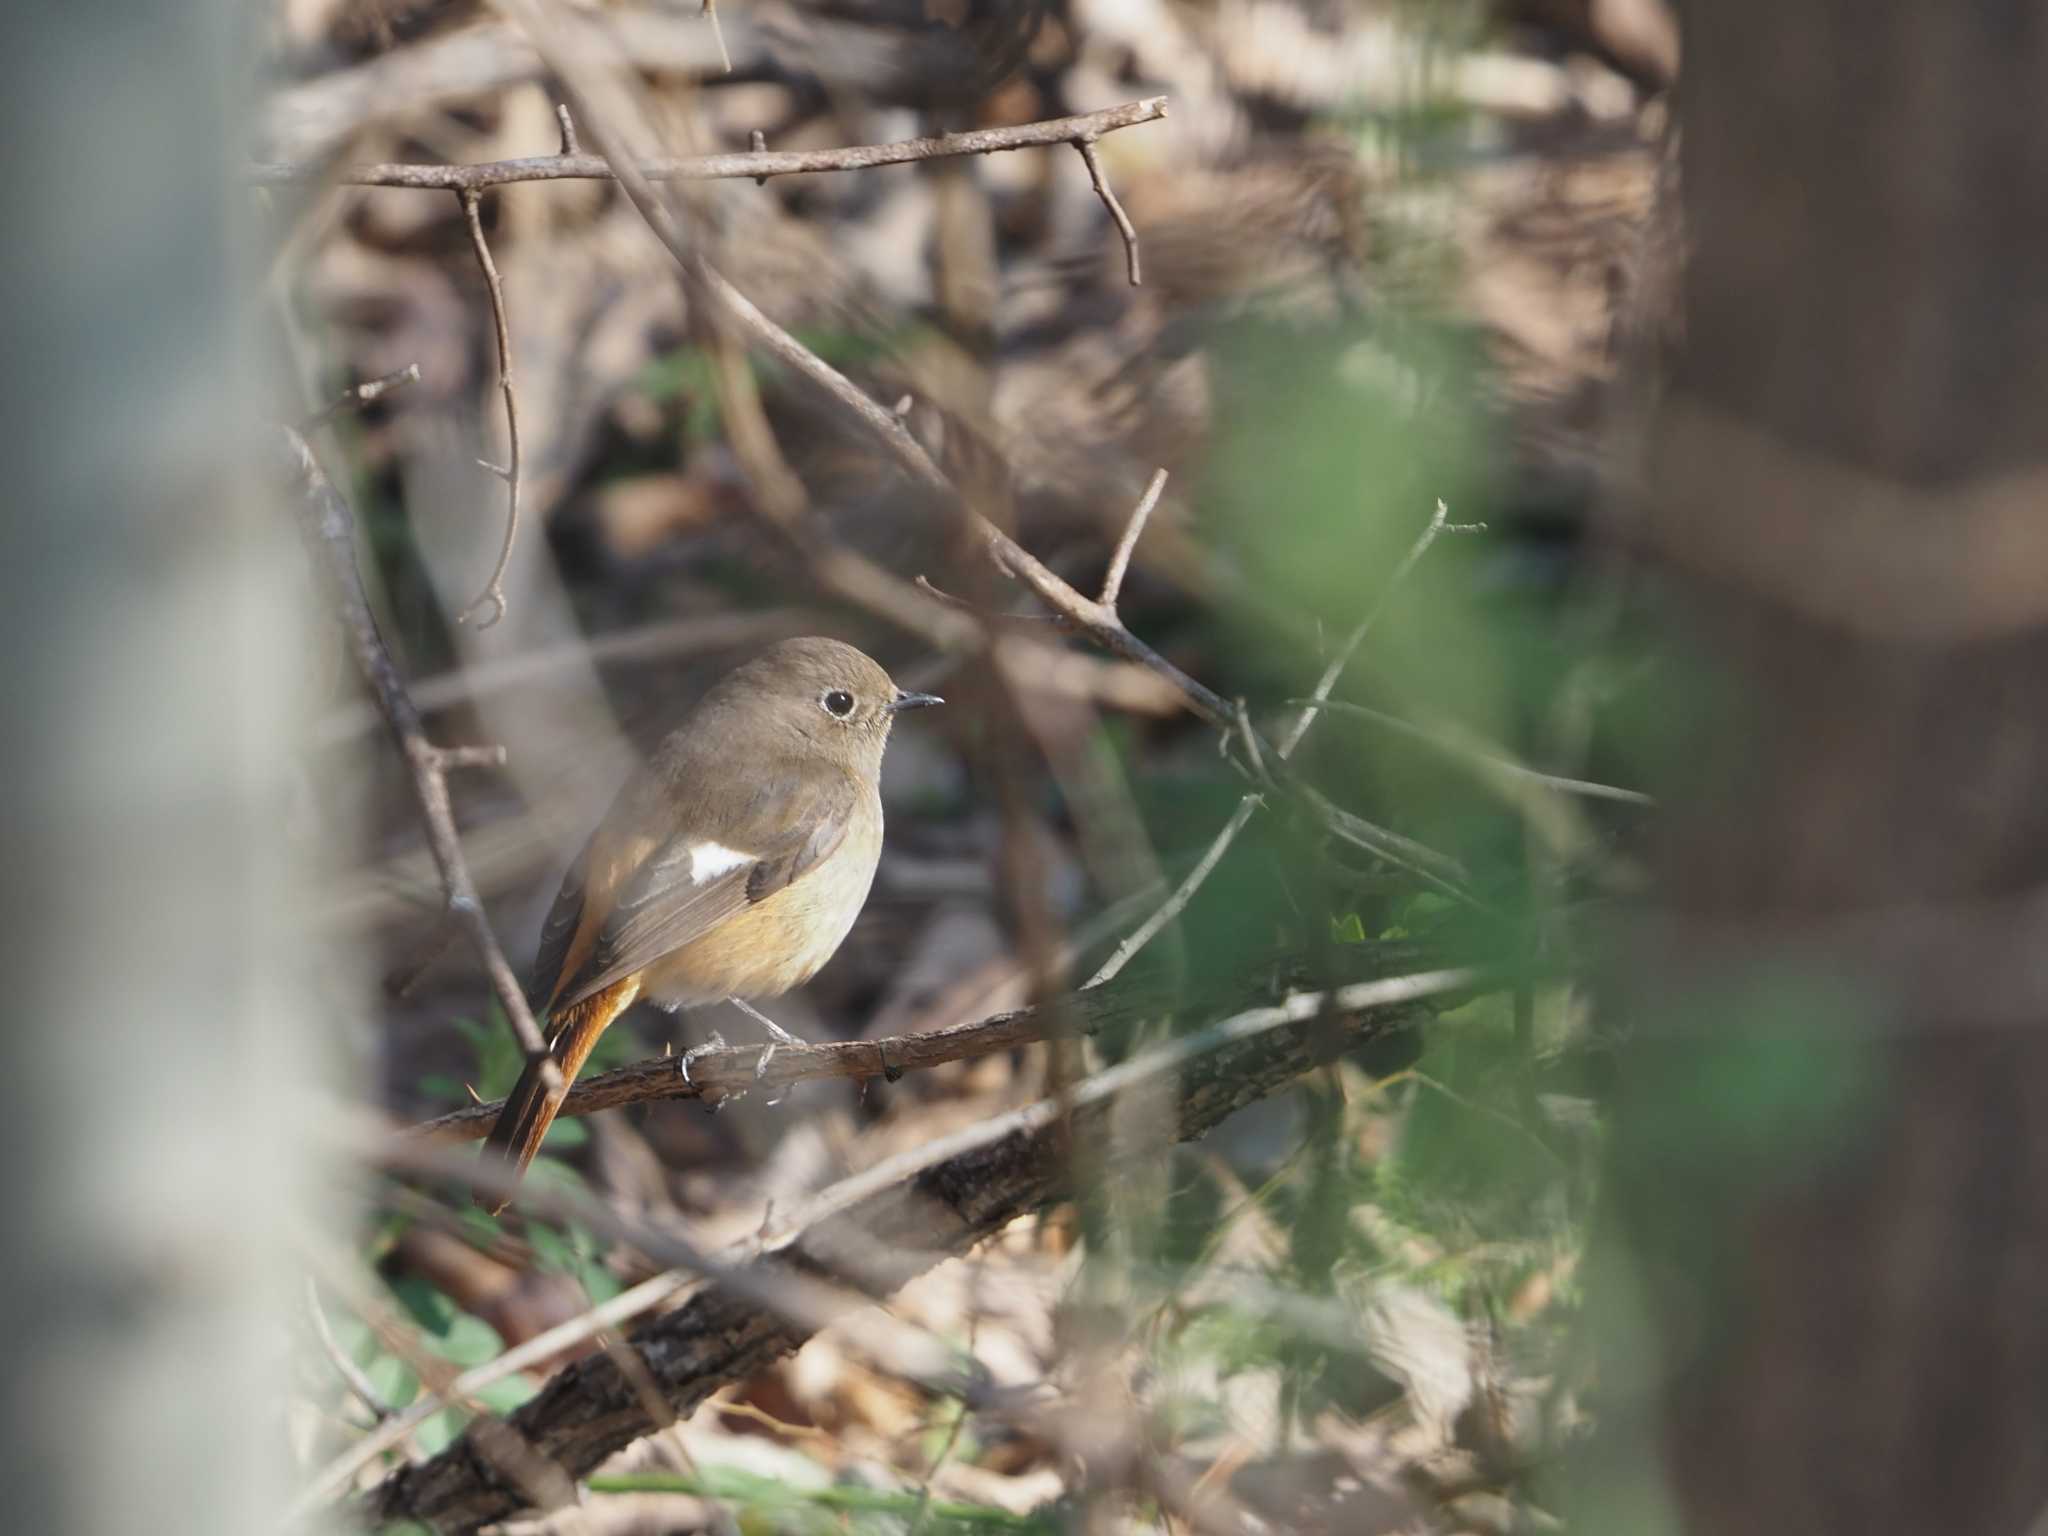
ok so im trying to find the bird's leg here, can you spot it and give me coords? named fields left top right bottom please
left=677, top=1027, right=728, bottom=1084
left=728, top=997, right=804, bottom=1078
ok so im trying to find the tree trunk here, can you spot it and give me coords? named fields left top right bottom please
left=1588, top=7, right=2048, bottom=1533
left=0, top=6, right=323, bottom=1532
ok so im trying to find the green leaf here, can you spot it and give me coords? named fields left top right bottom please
left=542, top=1114, right=589, bottom=1150
left=414, top=1406, right=467, bottom=1458
left=1330, top=911, right=1368, bottom=944
left=364, top=1354, right=419, bottom=1408
left=577, top=1260, right=624, bottom=1306
left=474, top=1375, right=539, bottom=1414
left=434, top=1312, right=506, bottom=1368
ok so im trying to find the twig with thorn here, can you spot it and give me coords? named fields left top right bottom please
left=456, top=188, right=522, bottom=629
left=300, top=364, right=422, bottom=432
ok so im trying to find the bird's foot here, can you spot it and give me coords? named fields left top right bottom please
left=677, top=1029, right=728, bottom=1085
left=728, top=997, right=804, bottom=1079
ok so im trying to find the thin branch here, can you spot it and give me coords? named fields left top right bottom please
left=456, top=188, right=522, bottom=629
left=248, top=98, right=1171, bottom=191
left=362, top=967, right=1472, bottom=1529
left=426, top=742, right=510, bottom=772
left=1075, top=136, right=1142, bottom=286
left=701, top=0, right=732, bottom=74
left=1283, top=698, right=1656, bottom=807
left=1099, top=468, right=1167, bottom=613
left=1084, top=796, right=1262, bottom=990
left=912, top=573, right=1066, bottom=625
left=299, top=363, right=423, bottom=432
left=553, top=102, right=579, bottom=156
left=273, top=427, right=559, bottom=1093
left=1284, top=499, right=1467, bottom=755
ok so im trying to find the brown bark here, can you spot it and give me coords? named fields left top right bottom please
left=1592, top=6, right=2048, bottom=1533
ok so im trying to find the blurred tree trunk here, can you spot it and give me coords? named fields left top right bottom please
left=0, top=4, right=322, bottom=1533
left=1586, top=5, right=2048, bottom=1533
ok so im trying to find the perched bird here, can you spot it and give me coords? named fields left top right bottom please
left=478, top=637, right=941, bottom=1209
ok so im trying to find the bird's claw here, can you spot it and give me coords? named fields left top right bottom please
left=677, top=1029, right=729, bottom=1085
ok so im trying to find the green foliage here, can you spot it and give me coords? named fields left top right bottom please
left=587, top=1468, right=1054, bottom=1533
left=635, top=324, right=925, bottom=441
left=424, top=1004, right=643, bottom=1154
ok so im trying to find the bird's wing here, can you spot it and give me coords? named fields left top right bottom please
left=524, top=845, right=590, bottom=1023
left=547, top=764, right=861, bottom=1012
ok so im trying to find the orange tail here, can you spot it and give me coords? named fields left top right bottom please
left=476, top=980, right=637, bottom=1213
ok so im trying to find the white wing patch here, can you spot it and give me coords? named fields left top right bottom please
left=686, top=841, right=753, bottom=882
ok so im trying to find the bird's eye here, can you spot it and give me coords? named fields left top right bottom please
left=821, top=689, right=856, bottom=718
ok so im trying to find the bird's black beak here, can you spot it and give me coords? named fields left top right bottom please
left=888, top=688, right=944, bottom=713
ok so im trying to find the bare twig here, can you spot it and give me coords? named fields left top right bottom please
left=299, top=363, right=423, bottom=432
left=362, top=967, right=1472, bottom=1529
left=1075, top=136, right=1142, bottom=286
left=426, top=743, right=511, bottom=772
left=912, top=573, right=1064, bottom=624
left=1084, top=796, right=1263, bottom=990
left=456, top=188, right=521, bottom=629
left=1284, top=698, right=1655, bottom=807
left=249, top=99, right=1171, bottom=191
left=701, top=0, right=732, bottom=74
left=553, top=102, right=579, bottom=156
left=274, top=426, right=559, bottom=1094
left=1286, top=500, right=1462, bottom=752
left=1100, top=468, right=1167, bottom=613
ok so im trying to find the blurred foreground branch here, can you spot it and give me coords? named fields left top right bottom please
left=367, top=966, right=1471, bottom=1528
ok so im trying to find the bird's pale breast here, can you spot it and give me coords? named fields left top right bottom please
left=639, top=794, right=883, bottom=1005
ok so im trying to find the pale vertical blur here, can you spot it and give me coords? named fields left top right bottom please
left=0, top=4, right=324, bottom=1533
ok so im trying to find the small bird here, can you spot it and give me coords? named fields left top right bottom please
left=478, top=637, right=940, bottom=1210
